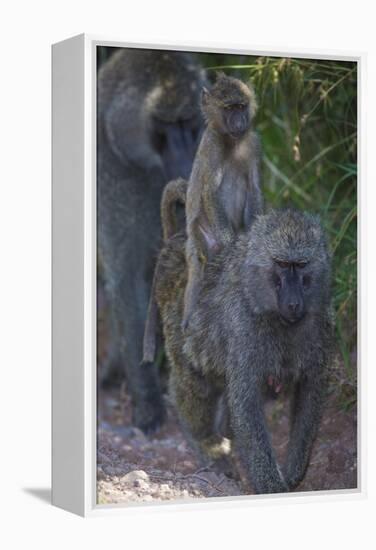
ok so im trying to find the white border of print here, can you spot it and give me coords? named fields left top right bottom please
left=51, top=34, right=365, bottom=517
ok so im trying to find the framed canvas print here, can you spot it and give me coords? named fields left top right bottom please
left=52, top=34, right=363, bottom=517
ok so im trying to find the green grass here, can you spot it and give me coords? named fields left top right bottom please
left=199, top=54, right=357, bottom=405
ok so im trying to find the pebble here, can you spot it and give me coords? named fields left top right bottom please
left=120, top=470, right=150, bottom=484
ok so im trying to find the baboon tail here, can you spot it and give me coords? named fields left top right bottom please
left=144, top=178, right=187, bottom=363
left=161, top=177, right=188, bottom=241
left=143, top=268, right=161, bottom=364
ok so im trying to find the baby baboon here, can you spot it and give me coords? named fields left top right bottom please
left=183, top=72, right=263, bottom=329
left=153, top=209, right=334, bottom=493
left=97, top=49, right=205, bottom=433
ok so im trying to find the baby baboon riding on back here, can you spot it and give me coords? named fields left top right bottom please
left=183, top=72, right=263, bottom=329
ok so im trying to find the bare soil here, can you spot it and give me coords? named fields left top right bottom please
left=97, top=384, right=357, bottom=505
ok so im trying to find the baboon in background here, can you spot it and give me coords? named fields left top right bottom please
left=183, top=72, right=263, bottom=329
left=97, top=49, right=205, bottom=433
left=153, top=209, right=334, bottom=494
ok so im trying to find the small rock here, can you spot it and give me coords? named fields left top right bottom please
left=120, top=470, right=150, bottom=484
left=133, top=479, right=149, bottom=489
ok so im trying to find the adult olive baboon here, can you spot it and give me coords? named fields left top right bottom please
left=152, top=209, right=333, bottom=493
left=97, top=49, right=205, bottom=433
left=183, top=72, right=263, bottom=329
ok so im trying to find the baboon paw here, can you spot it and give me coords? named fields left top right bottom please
left=209, top=457, right=239, bottom=480
left=283, top=474, right=302, bottom=491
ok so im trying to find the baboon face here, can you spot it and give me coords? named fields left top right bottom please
left=272, top=259, right=310, bottom=323
left=244, top=210, right=331, bottom=322
left=221, top=101, right=250, bottom=138
left=201, top=74, right=256, bottom=139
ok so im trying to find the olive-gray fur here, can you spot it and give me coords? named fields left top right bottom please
left=154, top=209, right=334, bottom=493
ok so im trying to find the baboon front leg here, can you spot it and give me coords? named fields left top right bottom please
left=227, top=367, right=288, bottom=494
left=170, top=367, right=233, bottom=474
left=114, top=277, right=165, bottom=434
left=283, top=375, right=324, bottom=490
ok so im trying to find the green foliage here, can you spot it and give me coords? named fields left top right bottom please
left=200, top=54, right=357, bottom=403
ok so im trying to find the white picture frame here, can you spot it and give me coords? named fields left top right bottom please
left=52, top=34, right=365, bottom=517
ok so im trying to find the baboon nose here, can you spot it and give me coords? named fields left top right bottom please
left=288, top=302, right=300, bottom=313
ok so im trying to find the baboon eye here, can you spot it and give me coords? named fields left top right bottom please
left=224, top=103, right=245, bottom=111
left=296, top=262, right=308, bottom=269
left=231, top=104, right=246, bottom=110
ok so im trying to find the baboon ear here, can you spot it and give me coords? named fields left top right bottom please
left=215, top=70, right=226, bottom=81
left=199, top=224, right=221, bottom=258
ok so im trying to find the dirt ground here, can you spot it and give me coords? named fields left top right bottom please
left=97, top=383, right=357, bottom=505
